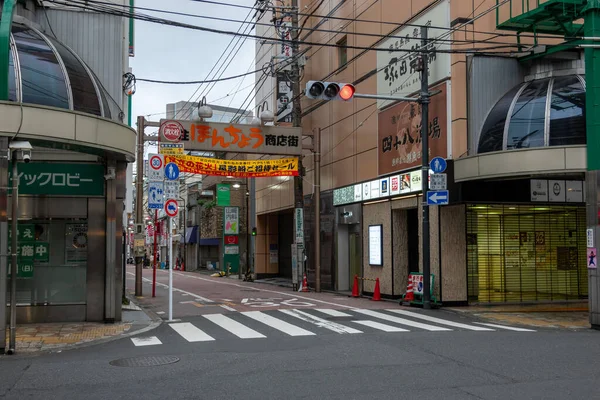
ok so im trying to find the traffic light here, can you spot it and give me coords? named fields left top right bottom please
left=305, top=81, right=355, bottom=101
left=252, top=227, right=257, bottom=236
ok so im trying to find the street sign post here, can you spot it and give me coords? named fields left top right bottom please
left=164, top=198, right=179, bottom=218
left=148, top=154, right=164, bottom=181
left=159, top=143, right=184, bottom=155
left=148, top=181, right=164, bottom=209
left=429, top=173, right=447, bottom=190
left=164, top=180, right=179, bottom=201
left=164, top=162, right=180, bottom=181
left=427, top=190, right=449, bottom=205
left=429, top=156, right=447, bottom=173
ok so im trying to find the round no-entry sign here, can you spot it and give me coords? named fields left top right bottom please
left=164, top=199, right=179, bottom=218
left=161, top=121, right=183, bottom=142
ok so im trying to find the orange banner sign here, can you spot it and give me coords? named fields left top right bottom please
left=164, top=155, right=299, bottom=178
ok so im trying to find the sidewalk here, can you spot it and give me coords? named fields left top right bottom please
left=448, top=302, right=590, bottom=329
left=4, top=301, right=160, bottom=354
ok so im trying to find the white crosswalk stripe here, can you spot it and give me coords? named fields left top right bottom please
left=203, top=314, right=266, bottom=339
left=169, top=322, right=215, bottom=342
left=131, top=308, right=537, bottom=346
left=352, top=320, right=409, bottom=332
left=242, top=311, right=316, bottom=336
left=352, top=309, right=452, bottom=331
left=279, top=309, right=362, bottom=334
left=315, top=309, right=353, bottom=317
left=474, top=322, right=536, bottom=332
left=387, top=310, right=494, bottom=331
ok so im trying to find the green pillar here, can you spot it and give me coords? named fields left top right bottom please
left=0, top=0, right=16, bottom=102
left=584, top=0, right=600, bottom=170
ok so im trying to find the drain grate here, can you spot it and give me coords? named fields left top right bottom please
left=110, top=355, right=180, bottom=368
left=325, top=316, right=357, bottom=322
left=240, top=289, right=260, bottom=292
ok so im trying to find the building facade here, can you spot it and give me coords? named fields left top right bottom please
left=0, top=0, right=134, bottom=335
left=253, top=0, right=590, bottom=305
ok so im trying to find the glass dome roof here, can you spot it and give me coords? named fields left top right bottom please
left=7, top=24, right=111, bottom=119
left=477, top=75, right=585, bottom=154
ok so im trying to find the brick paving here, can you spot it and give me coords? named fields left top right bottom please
left=6, top=322, right=132, bottom=352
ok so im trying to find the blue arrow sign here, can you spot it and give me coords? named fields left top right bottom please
left=429, top=157, right=447, bottom=173
left=427, top=190, right=449, bottom=205
left=148, top=181, right=164, bottom=209
left=164, top=162, right=180, bottom=181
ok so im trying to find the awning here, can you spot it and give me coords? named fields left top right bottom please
left=185, top=226, right=199, bottom=244
left=199, top=238, right=220, bottom=246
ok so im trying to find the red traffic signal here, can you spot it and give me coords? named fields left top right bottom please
left=339, top=84, right=355, bottom=101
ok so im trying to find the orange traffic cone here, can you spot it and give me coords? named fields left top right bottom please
left=301, top=274, right=309, bottom=292
left=351, top=275, right=359, bottom=298
left=404, top=275, right=414, bottom=302
left=371, top=278, right=381, bottom=301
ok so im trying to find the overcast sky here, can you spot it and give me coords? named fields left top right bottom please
left=130, top=0, right=258, bottom=130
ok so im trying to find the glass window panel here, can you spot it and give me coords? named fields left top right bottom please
left=90, top=71, right=112, bottom=119
left=47, top=37, right=101, bottom=116
left=506, top=79, right=549, bottom=150
left=477, top=85, right=523, bottom=153
left=549, top=76, right=585, bottom=146
left=12, top=26, right=69, bottom=109
left=8, top=45, right=16, bottom=101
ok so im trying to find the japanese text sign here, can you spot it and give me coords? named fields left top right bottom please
left=159, top=143, right=184, bottom=155
left=164, top=154, right=299, bottom=178
left=378, top=82, right=447, bottom=175
left=224, top=207, right=239, bottom=235
left=9, top=163, right=104, bottom=196
left=159, top=119, right=303, bottom=156
left=376, top=0, right=450, bottom=109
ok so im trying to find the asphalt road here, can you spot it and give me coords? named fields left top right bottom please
left=1, top=269, right=599, bottom=399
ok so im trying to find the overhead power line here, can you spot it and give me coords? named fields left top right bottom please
left=46, top=0, right=527, bottom=56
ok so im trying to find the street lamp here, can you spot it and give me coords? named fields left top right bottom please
left=251, top=101, right=274, bottom=126
left=7, top=140, right=32, bottom=355
left=197, top=96, right=213, bottom=120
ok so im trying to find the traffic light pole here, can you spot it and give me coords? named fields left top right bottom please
left=135, top=116, right=145, bottom=297
left=420, top=26, right=432, bottom=310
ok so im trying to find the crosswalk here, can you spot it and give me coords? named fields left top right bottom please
left=131, top=308, right=535, bottom=347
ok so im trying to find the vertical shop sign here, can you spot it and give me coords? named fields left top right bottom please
left=376, top=0, right=450, bottom=109
left=223, top=207, right=240, bottom=273
left=217, top=184, right=231, bottom=206
left=378, top=82, right=448, bottom=175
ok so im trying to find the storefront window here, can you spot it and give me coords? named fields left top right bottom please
left=467, top=205, right=587, bottom=303
left=11, top=219, right=87, bottom=305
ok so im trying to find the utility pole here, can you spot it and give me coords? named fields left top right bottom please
left=314, top=128, right=321, bottom=292
left=290, top=0, right=306, bottom=288
left=419, top=26, right=431, bottom=309
left=135, top=116, right=144, bottom=297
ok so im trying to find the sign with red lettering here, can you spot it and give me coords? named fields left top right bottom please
left=159, top=120, right=302, bottom=156
left=224, top=235, right=239, bottom=245
left=160, top=121, right=184, bottom=142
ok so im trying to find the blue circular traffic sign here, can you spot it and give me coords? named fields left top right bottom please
left=164, top=162, right=180, bottom=181
left=429, top=157, right=447, bottom=173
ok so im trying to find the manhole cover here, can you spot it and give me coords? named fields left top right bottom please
left=325, top=316, right=356, bottom=322
left=110, top=355, right=180, bottom=367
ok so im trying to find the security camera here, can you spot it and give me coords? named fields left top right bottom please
left=21, top=150, right=31, bottom=163
left=104, top=166, right=116, bottom=180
